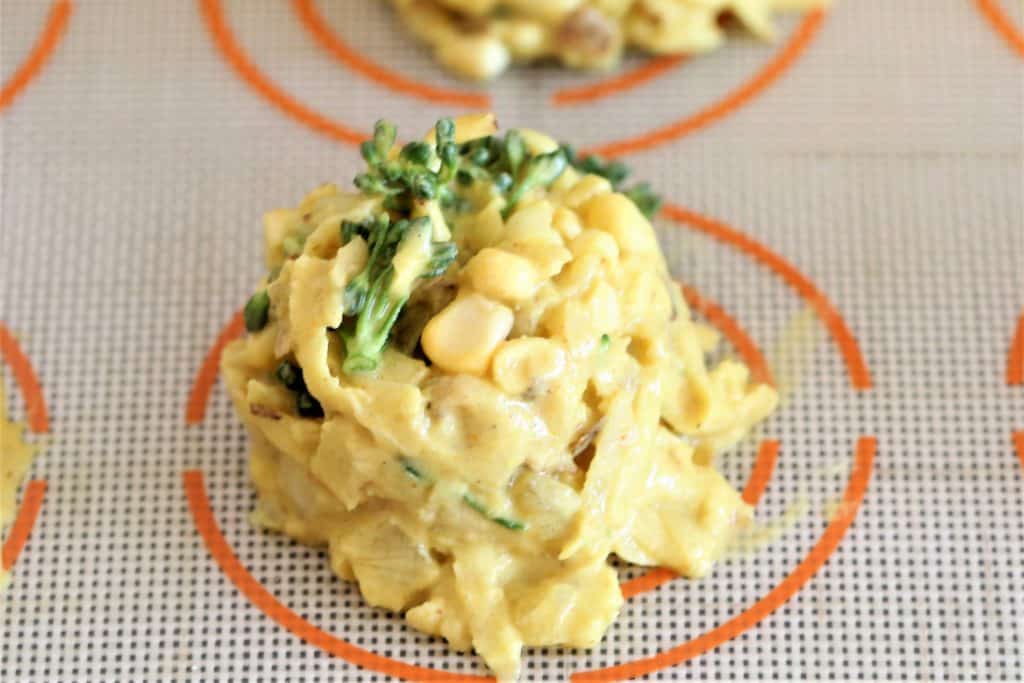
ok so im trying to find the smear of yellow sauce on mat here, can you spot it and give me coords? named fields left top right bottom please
left=768, top=305, right=823, bottom=406
left=727, top=498, right=810, bottom=558
left=0, top=378, right=38, bottom=592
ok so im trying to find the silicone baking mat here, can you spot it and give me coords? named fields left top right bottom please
left=1, top=0, right=1022, bottom=680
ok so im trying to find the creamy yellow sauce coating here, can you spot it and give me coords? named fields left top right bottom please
left=0, top=378, right=39, bottom=593
left=222, top=114, right=777, bottom=680
left=388, top=0, right=827, bottom=80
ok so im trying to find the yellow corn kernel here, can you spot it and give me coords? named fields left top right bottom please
left=579, top=192, right=659, bottom=255
left=518, top=129, right=561, bottom=155
left=458, top=198, right=505, bottom=253
left=436, top=36, right=511, bottom=82
left=568, top=228, right=620, bottom=264
left=502, top=200, right=572, bottom=278
left=548, top=166, right=582, bottom=198
left=491, top=337, right=566, bottom=395
left=554, top=252, right=600, bottom=296
left=552, top=207, right=583, bottom=241
left=494, top=18, right=549, bottom=60
left=422, top=294, right=514, bottom=375
left=541, top=299, right=596, bottom=350
left=563, top=174, right=613, bottom=210
left=462, top=248, right=542, bottom=303
left=503, top=199, right=555, bottom=243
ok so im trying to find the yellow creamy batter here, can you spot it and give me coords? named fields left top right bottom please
left=222, top=113, right=777, bottom=680
left=388, top=0, right=827, bottom=80
left=0, top=378, right=39, bottom=592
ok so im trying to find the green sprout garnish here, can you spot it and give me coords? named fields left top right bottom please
left=336, top=117, right=572, bottom=374
left=341, top=213, right=399, bottom=316
left=243, top=118, right=661, bottom=375
left=502, top=149, right=567, bottom=217
left=599, top=333, right=611, bottom=351
left=339, top=216, right=457, bottom=374
left=244, top=290, right=270, bottom=332
left=561, top=145, right=663, bottom=219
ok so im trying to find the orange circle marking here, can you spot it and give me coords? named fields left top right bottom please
left=584, top=10, right=824, bottom=158
left=664, top=204, right=872, bottom=390
left=0, top=323, right=50, bottom=434
left=2, top=481, right=47, bottom=571
left=975, top=0, right=1024, bottom=58
left=186, top=309, right=245, bottom=425
left=552, top=55, right=687, bottom=107
left=0, top=1, right=73, bottom=113
left=201, top=0, right=823, bottom=154
left=682, top=284, right=774, bottom=386
left=292, top=0, right=490, bottom=108
left=575, top=435, right=875, bottom=682
left=183, top=470, right=492, bottom=682
left=1, top=322, right=50, bottom=572
left=1014, top=432, right=1024, bottom=471
left=198, top=0, right=368, bottom=144
left=1007, top=312, right=1024, bottom=386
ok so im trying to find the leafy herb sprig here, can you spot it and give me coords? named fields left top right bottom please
left=335, top=120, right=464, bottom=373
left=456, top=131, right=568, bottom=217
left=245, top=118, right=661, bottom=385
left=337, top=118, right=579, bottom=374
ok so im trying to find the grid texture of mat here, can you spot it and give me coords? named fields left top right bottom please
left=1, top=0, right=1022, bottom=680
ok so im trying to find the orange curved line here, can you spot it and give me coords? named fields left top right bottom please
left=0, top=324, right=50, bottom=433
left=186, top=310, right=245, bottom=425
left=1007, top=313, right=1024, bottom=385
left=552, top=55, right=686, bottom=107
left=0, top=1, right=73, bottom=113
left=619, top=567, right=675, bottom=600
left=663, top=204, right=872, bottom=390
left=575, top=435, right=876, bottom=681
left=1014, top=432, right=1024, bottom=470
left=619, top=439, right=781, bottom=599
left=198, top=0, right=367, bottom=145
left=586, top=10, right=824, bottom=158
left=682, top=285, right=774, bottom=387
left=975, top=0, right=1024, bottom=58
left=2, top=480, right=47, bottom=570
left=741, top=439, right=780, bottom=505
left=292, top=0, right=490, bottom=108
left=184, top=470, right=492, bottom=681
